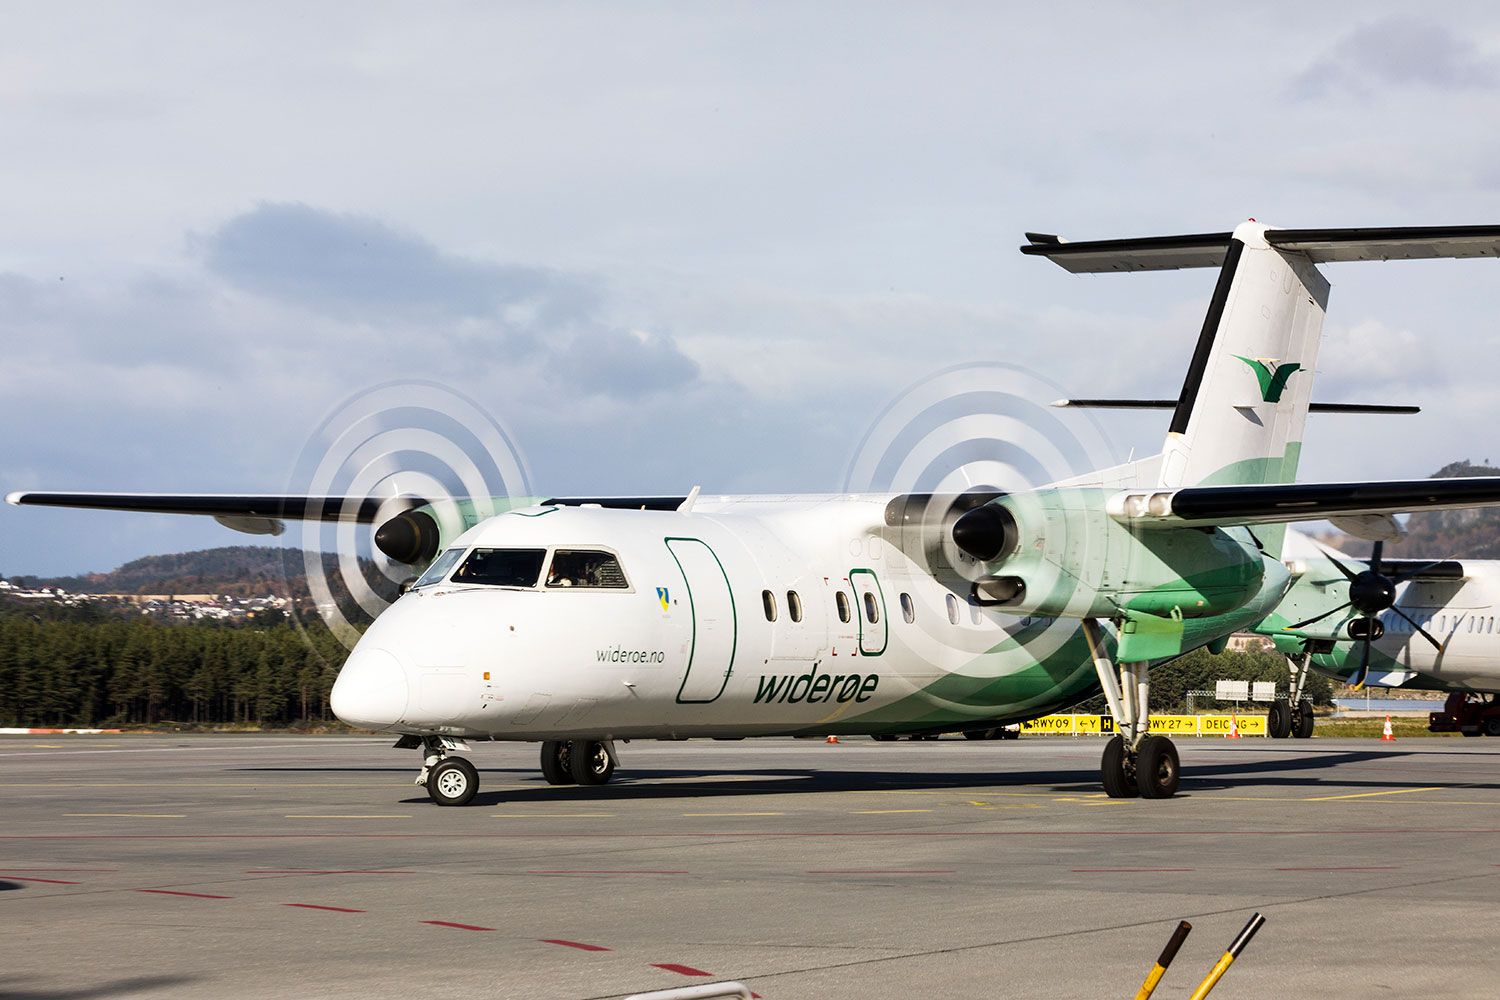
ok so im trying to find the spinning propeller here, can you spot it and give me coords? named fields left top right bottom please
left=1289, top=541, right=1447, bottom=689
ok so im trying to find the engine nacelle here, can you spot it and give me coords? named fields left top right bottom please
left=951, top=490, right=1267, bottom=621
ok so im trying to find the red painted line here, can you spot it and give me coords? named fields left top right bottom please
left=653, top=964, right=712, bottom=977
left=1072, top=868, right=1196, bottom=873
left=137, top=889, right=232, bottom=898
left=807, top=869, right=955, bottom=874
left=539, top=939, right=612, bottom=952
left=1276, top=866, right=1402, bottom=871
left=527, top=870, right=689, bottom=875
left=246, top=870, right=414, bottom=875
left=282, top=903, right=367, bottom=913
left=422, top=921, right=495, bottom=931
left=5, top=876, right=81, bottom=884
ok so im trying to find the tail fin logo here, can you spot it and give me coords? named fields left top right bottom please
left=1234, top=356, right=1302, bottom=403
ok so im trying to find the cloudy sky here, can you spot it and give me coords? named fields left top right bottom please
left=5, top=3, right=1500, bottom=577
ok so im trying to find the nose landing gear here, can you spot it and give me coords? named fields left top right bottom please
left=400, top=735, right=480, bottom=806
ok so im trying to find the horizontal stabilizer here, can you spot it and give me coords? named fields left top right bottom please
left=1108, top=476, right=1500, bottom=528
left=1051, top=399, right=1419, bottom=415
left=1023, top=225, right=1500, bottom=272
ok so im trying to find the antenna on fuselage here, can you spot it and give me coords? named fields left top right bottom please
left=677, top=485, right=701, bottom=514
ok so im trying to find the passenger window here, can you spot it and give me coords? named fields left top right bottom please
left=546, top=550, right=629, bottom=589
left=412, top=547, right=466, bottom=588
left=946, top=593, right=959, bottom=625
left=452, top=547, right=547, bottom=587
left=787, top=590, right=803, bottom=623
left=969, top=602, right=983, bottom=625
left=900, top=592, right=915, bottom=624
left=863, top=591, right=879, bottom=624
left=836, top=591, right=851, bottom=623
left=762, top=589, right=777, bottom=622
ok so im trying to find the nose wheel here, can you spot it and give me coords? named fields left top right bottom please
left=427, top=756, right=479, bottom=806
left=403, top=735, right=480, bottom=806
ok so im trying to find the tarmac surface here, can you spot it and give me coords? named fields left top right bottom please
left=3, top=732, right=1499, bottom=999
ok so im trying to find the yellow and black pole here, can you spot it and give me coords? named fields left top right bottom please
left=1133, top=920, right=1192, bottom=1000
left=1187, top=912, right=1266, bottom=1000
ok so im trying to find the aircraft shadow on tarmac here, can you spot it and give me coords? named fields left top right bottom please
left=238, top=746, right=1500, bottom=806
left=0, top=975, right=200, bottom=1000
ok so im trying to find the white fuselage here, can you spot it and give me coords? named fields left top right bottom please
left=329, top=496, right=1116, bottom=740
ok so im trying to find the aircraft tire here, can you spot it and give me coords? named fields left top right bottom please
left=871, top=734, right=899, bottom=742
left=1267, top=701, right=1292, bottom=739
left=427, top=757, right=479, bottom=807
left=1483, top=716, right=1500, bottom=738
left=963, top=729, right=998, bottom=740
left=1000, top=727, right=1020, bottom=740
left=1100, top=735, right=1139, bottom=798
left=1292, top=700, right=1315, bottom=739
left=569, top=740, right=615, bottom=785
left=1136, top=735, right=1180, bottom=799
left=540, top=741, right=574, bottom=785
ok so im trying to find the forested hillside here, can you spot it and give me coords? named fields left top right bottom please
left=0, top=600, right=348, bottom=728
left=1382, top=460, right=1500, bottom=559
left=5, top=546, right=363, bottom=600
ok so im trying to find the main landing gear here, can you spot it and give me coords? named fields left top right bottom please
left=1267, top=653, right=1315, bottom=739
left=1083, top=619, right=1180, bottom=799
left=540, top=739, right=619, bottom=786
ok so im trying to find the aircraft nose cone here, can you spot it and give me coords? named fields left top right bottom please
left=330, top=647, right=410, bottom=731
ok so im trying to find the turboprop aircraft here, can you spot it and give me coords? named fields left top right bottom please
left=1253, top=529, right=1500, bottom=737
left=13, top=221, right=1500, bottom=804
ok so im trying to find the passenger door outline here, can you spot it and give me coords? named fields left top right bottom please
left=666, top=537, right=738, bottom=703
left=850, top=568, right=888, bottom=656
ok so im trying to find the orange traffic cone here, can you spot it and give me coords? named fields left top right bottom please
left=1381, top=716, right=1395, bottom=741
left=825, top=735, right=839, bottom=744
left=1227, top=715, right=1241, bottom=739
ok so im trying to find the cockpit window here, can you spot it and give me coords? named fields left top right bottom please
left=452, top=548, right=547, bottom=587
left=546, top=550, right=628, bottom=589
left=412, top=547, right=466, bottom=589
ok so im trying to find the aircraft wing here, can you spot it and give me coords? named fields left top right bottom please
left=5, top=491, right=403, bottom=522
left=1108, top=477, right=1500, bottom=529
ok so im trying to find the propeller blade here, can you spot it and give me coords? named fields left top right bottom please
left=1367, top=540, right=1384, bottom=576
left=1316, top=545, right=1362, bottom=583
left=1288, top=602, right=1353, bottom=630
left=1350, top=636, right=1372, bottom=691
left=1389, top=606, right=1446, bottom=654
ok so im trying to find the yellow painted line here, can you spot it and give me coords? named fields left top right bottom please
left=849, top=809, right=933, bottom=814
left=32, top=744, right=62, bottom=748
left=284, top=814, right=413, bottom=819
left=65, top=813, right=185, bottom=818
left=1303, top=786, right=1443, bottom=802
left=681, top=812, right=785, bottom=817
left=491, top=813, right=616, bottom=818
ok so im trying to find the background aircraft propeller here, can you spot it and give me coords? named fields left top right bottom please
left=1289, top=541, right=1447, bottom=689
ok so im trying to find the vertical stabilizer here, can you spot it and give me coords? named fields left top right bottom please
left=1157, top=222, right=1328, bottom=492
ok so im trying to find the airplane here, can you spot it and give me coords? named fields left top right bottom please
left=13, top=220, right=1500, bottom=805
left=1253, top=529, right=1500, bottom=737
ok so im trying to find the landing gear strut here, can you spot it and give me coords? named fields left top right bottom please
left=1279, top=653, right=1315, bottom=739
left=1083, top=619, right=1179, bottom=799
left=402, top=735, right=479, bottom=806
